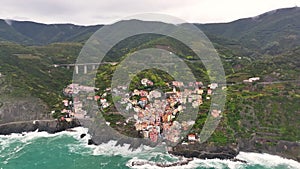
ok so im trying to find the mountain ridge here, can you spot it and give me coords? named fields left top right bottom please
left=0, top=19, right=103, bottom=45
left=197, top=7, right=300, bottom=55
left=0, top=7, right=299, bottom=55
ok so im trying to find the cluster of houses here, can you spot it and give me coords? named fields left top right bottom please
left=57, top=79, right=222, bottom=144
left=59, top=83, right=101, bottom=119
left=110, top=78, right=221, bottom=143
left=55, top=83, right=112, bottom=121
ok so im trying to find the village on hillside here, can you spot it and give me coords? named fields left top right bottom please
left=55, top=78, right=230, bottom=144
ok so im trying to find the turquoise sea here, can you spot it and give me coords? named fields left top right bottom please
left=1, top=127, right=299, bottom=169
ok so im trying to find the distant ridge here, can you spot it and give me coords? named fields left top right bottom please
left=0, top=7, right=299, bottom=55
left=0, top=19, right=102, bottom=45
left=197, top=7, right=300, bottom=55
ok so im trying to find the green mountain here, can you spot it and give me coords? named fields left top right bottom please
left=197, top=7, right=300, bottom=55
left=0, top=7, right=299, bottom=55
left=0, top=20, right=32, bottom=44
left=0, top=19, right=102, bottom=45
left=0, top=42, right=82, bottom=107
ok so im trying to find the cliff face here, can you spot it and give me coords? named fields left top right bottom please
left=0, top=97, right=50, bottom=124
left=0, top=95, right=80, bottom=135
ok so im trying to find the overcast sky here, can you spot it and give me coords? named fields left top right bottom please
left=1, top=0, right=299, bottom=25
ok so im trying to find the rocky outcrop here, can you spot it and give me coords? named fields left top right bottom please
left=83, top=118, right=158, bottom=149
left=81, top=118, right=300, bottom=162
left=169, top=142, right=239, bottom=160
left=168, top=138, right=300, bottom=162
left=130, top=158, right=194, bottom=167
left=0, top=119, right=81, bottom=135
left=84, top=118, right=243, bottom=160
left=238, top=137, right=300, bottom=162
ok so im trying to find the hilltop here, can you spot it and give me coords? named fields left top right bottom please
left=197, top=7, right=300, bottom=55
left=0, top=19, right=102, bottom=45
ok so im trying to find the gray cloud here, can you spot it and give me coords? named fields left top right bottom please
left=0, top=0, right=299, bottom=25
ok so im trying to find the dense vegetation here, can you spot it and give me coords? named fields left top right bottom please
left=0, top=42, right=80, bottom=110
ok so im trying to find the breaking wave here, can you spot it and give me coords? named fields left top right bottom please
left=1, top=128, right=300, bottom=169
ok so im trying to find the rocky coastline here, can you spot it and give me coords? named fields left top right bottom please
left=0, top=119, right=81, bottom=135
left=0, top=119, right=299, bottom=164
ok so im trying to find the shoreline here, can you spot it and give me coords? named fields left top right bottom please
left=0, top=120, right=299, bottom=163
left=0, top=119, right=81, bottom=135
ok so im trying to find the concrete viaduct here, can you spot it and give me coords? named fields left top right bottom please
left=52, top=62, right=118, bottom=74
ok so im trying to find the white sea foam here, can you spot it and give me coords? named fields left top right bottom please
left=0, top=127, right=90, bottom=165
left=0, top=127, right=89, bottom=139
left=237, top=152, right=300, bottom=169
left=90, top=140, right=156, bottom=157
left=0, top=127, right=89, bottom=155
left=126, top=151, right=300, bottom=169
left=127, top=156, right=243, bottom=169
left=0, top=127, right=153, bottom=158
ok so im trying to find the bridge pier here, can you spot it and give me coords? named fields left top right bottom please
left=75, top=65, right=79, bottom=74
left=84, top=65, right=87, bottom=74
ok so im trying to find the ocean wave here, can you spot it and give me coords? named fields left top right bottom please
left=127, top=157, right=242, bottom=169
left=67, top=129, right=300, bottom=169
left=1, top=128, right=300, bottom=169
left=236, top=152, right=300, bottom=169
left=0, top=127, right=90, bottom=165
left=0, top=127, right=89, bottom=142
left=0, top=127, right=154, bottom=158
left=90, top=140, right=154, bottom=157
left=126, top=152, right=300, bottom=169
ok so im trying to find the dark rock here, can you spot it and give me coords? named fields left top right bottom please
left=169, top=142, right=239, bottom=160
left=0, top=120, right=81, bottom=135
left=238, top=137, right=300, bottom=162
left=88, top=139, right=97, bottom=145
left=231, top=158, right=247, bottom=163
